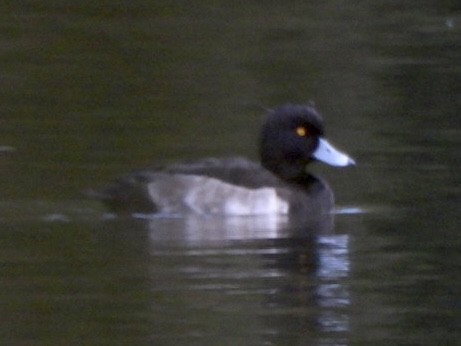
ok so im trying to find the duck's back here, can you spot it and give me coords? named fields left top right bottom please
left=163, top=157, right=281, bottom=188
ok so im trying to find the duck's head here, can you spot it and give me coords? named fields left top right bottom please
left=259, top=104, right=355, bottom=181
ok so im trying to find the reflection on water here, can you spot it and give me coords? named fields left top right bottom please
left=0, top=193, right=459, bottom=344
left=0, top=198, right=352, bottom=344
left=0, top=146, right=15, bottom=152
left=0, top=0, right=460, bottom=344
left=144, top=212, right=334, bottom=244
left=145, top=214, right=292, bottom=243
left=145, top=216, right=351, bottom=344
left=316, top=236, right=350, bottom=334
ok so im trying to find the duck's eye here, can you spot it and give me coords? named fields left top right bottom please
left=295, top=126, right=307, bottom=137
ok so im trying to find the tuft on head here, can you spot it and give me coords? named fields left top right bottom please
left=263, top=104, right=325, bottom=136
left=259, top=104, right=326, bottom=181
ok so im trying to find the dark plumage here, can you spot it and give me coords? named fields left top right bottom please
left=91, top=104, right=355, bottom=216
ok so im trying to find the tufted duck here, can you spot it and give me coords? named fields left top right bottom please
left=93, top=104, right=355, bottom=216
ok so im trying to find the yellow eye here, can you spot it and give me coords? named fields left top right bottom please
left=296, top=126, right=307, bottom=137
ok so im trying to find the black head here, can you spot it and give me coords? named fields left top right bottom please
left=259, top=104, right=354, bottom=181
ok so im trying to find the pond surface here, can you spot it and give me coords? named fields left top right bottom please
left=0, top=1, right=460, bottom=345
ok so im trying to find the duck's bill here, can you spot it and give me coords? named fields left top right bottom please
left=312, top=138, right=356, bottom=167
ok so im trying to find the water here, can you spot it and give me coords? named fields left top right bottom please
left=0, top=1, right=460, bottom=345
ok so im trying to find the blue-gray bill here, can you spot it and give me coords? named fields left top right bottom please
left=312, top=138, right=356, bottom=167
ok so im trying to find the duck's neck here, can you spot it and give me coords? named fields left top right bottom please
left=262, top=158, right=312, bottom=184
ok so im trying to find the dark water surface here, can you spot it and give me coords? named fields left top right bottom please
left=0, top=1, right=460, bottom=345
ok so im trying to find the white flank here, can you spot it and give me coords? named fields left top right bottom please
left=148, top=174, right=289, bottom=216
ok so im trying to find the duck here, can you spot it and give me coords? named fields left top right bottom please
left=93, top=104, right=355, bottom=216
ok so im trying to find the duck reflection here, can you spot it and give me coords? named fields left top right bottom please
left=143, top=212, right=350, bottom=344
